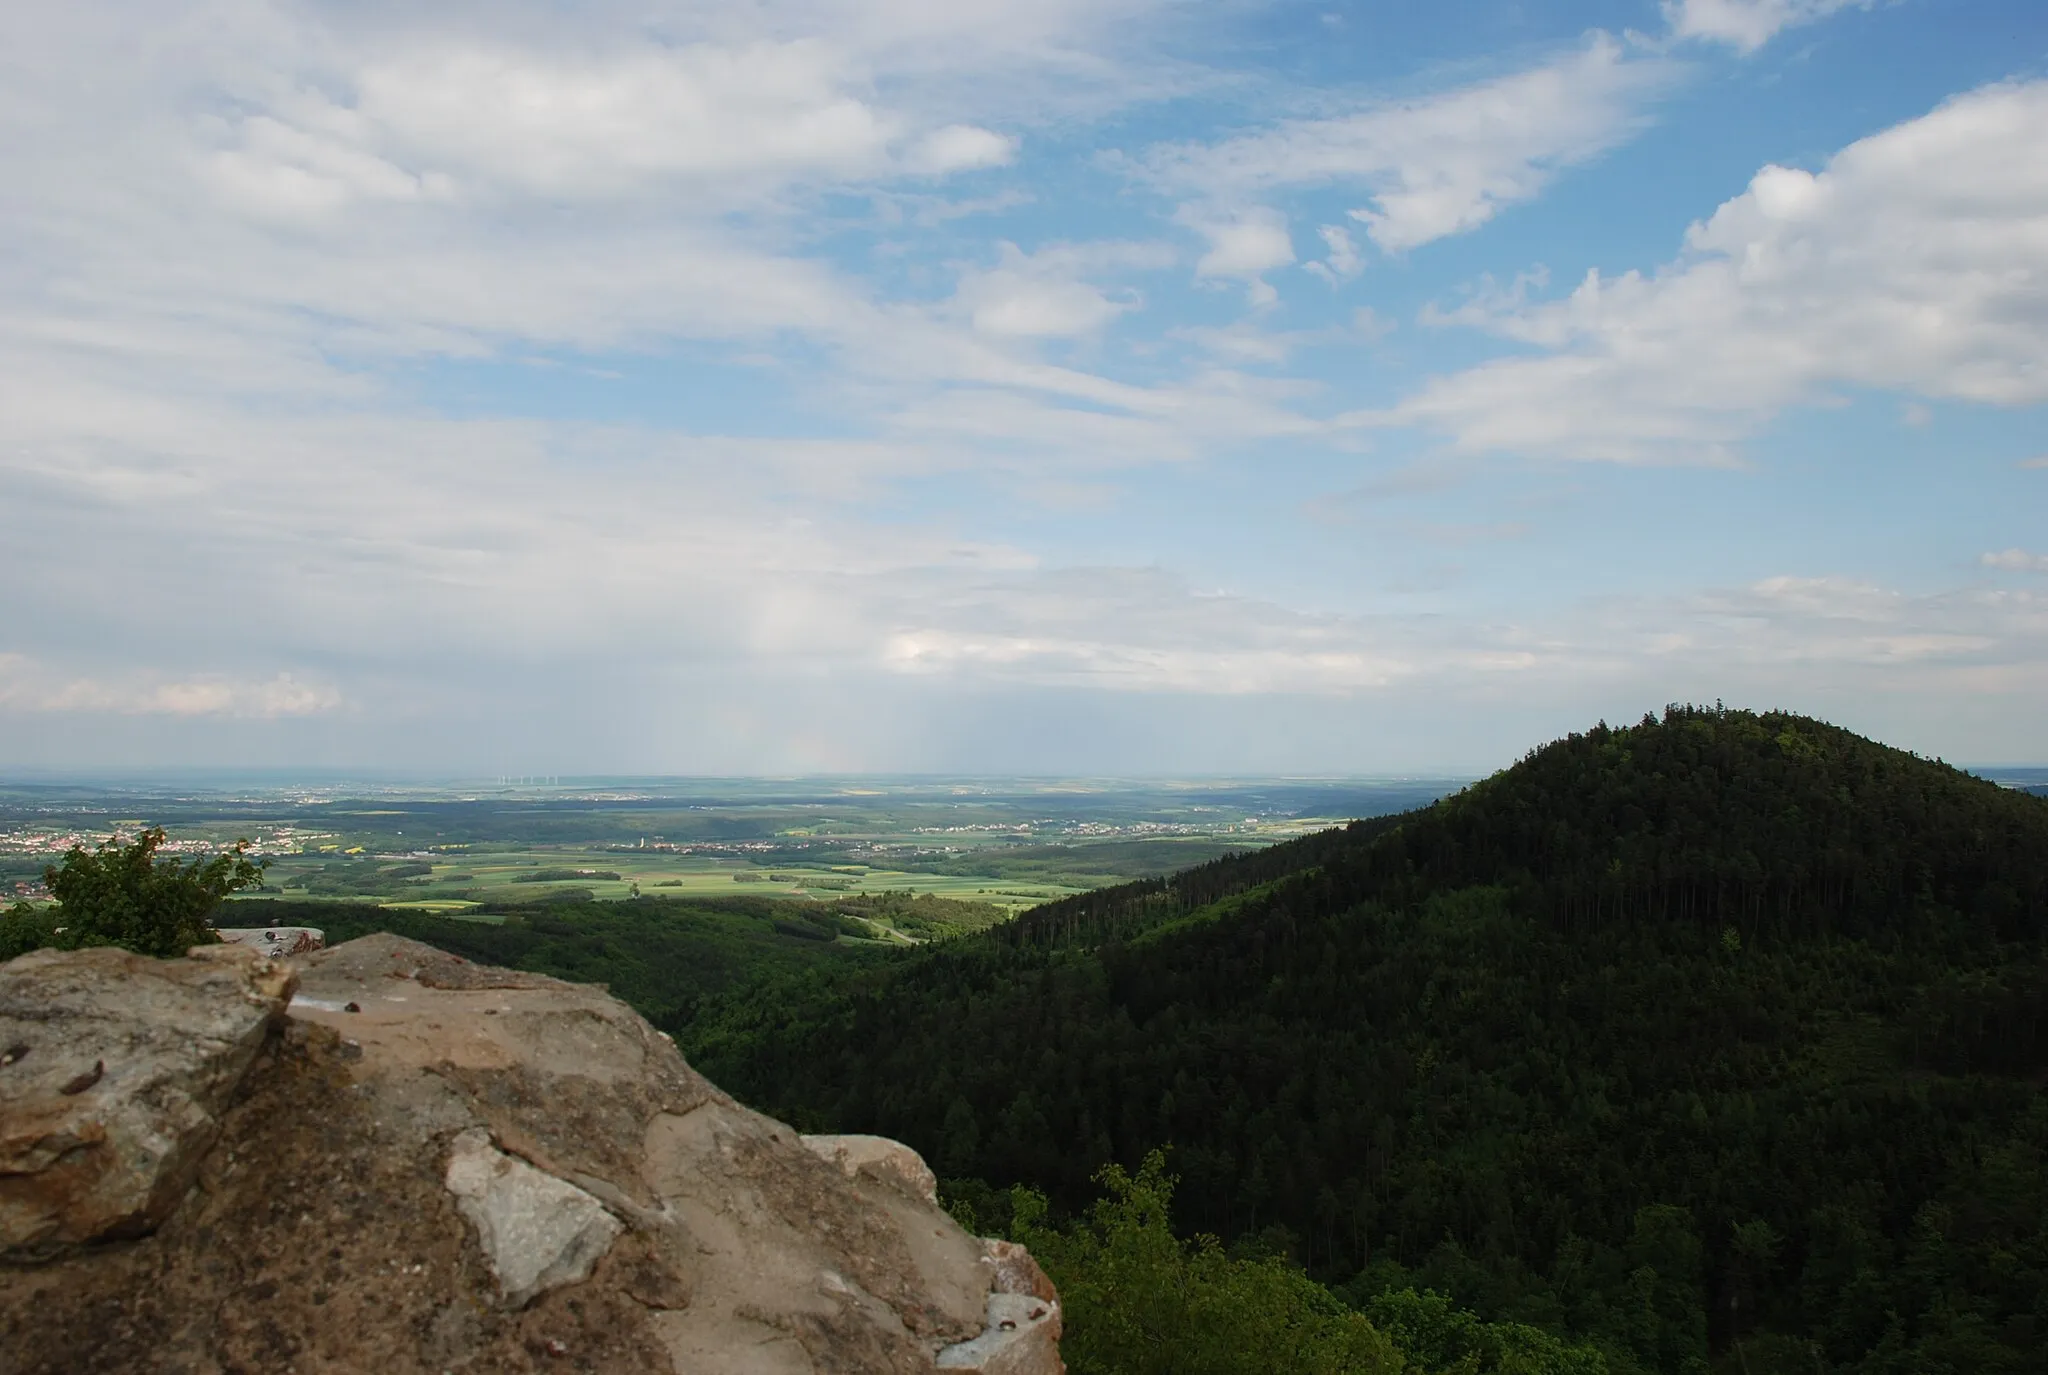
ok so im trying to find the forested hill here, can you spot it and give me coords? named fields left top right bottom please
left=999, top=706, right=2047, bottom=951
left=683, top=708, right=2048, bottom=1375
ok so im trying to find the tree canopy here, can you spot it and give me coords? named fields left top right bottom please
left=996, top=1150, right=1609, bottom=1375
left=682, top=708, right=2048, bottom=1374
left=0, top=827, right=264, bottom=960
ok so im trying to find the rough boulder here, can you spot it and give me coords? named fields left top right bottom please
left=0, top=934, right=1064, bottom=1374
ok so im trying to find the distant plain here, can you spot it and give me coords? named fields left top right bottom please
left=0, top=775, right=1468, bottom=928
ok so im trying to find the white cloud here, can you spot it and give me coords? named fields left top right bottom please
left=1984, top=550, right=2048, bottom=573
left=2, top=2, right=2039, bottom=770
left=0, top=347, right=1318, bottom=731
left=1606, top=568, right=2022, bottom=677
left=1177, top=205, right=1294, bottom=304
left=1304, top=224, right=1363, bottom=285
left=1365, top=80, right=2048, bottom=462
left=964, top=280, right=1128, bottom=339
left=0, top=657, right=342, bottom=719
left=1185, top=207, right=1296, bottom=277
left=0, top=0, right=1319, bottom=526
left=2021, top=455, right=2048, bottom=469
left=1145, top=34, right=1667, bottom=253
left=0, top=1, right=1283, bottom=509
left=339, top=43, right=901, bottom=198
left=951, top=240, right=1166, bottom=338
left=906, top=124, right=1020, bottom=174
left=296, top=41, right=1001, bottom=199
left=1169, top=324, right=1297, bottom=365
left=0, top=2, right=1143, bottom=372
left=875, top=566, right=2048, bottom=701
left=1664, top=0, right=1869, bottom=53
left=882, top=366, right=1324, bottom=463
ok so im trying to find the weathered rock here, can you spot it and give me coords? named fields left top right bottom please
left=444, top=1126, right=623, bottom=1307
left=805, top=1131, right=943, bottom=1204
left=940, top=1241, right=1064, bottom=1373
left=938, top=1292, right=1065, bottom=1374
left=0, top=933, right=1064, bottom=1375
left=217, top=925, right=325, bottom=958
left=0, top=941, right=295, bottom=1261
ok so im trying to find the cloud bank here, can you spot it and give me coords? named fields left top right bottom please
left=2, top=1, right=2043, bottom=770
left=1365, top=80, right=2048, bottom=462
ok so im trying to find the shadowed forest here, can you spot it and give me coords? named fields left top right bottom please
left=680, top=708, right=2048, bottom=1374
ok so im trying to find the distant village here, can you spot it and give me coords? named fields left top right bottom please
left=3, top=825, right=326, bottom=903
left=0, top=825, right=319, bottom=859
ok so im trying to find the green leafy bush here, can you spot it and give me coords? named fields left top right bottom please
left=1, top=827, right=265, bottom=960
left=1006, top=1151, right=1402, bottom=1375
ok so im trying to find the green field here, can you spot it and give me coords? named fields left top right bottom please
left=238, top=848, right=1089, bottom=917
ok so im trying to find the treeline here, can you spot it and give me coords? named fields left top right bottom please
left=996, top=816, right=1394, bottom=950
left=1347, top=710, right=2047, bottom=943
left=241, top=895, right=887, bottom=1030
left=681, top=709, right=2048, bottom=1374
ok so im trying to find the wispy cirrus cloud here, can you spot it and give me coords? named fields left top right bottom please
left=1142, top=33, right=1670, bottom=255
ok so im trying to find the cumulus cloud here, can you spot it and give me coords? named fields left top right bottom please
left=1664, top=0, right=1869, bottom=53
left=1176, top=205, right=1295, bottom=304
left=1364, top=81, right=2048, bottom=462
left=951, top=240, right=1167, bottom=338
left=1984, top=550, right=2048, bottom=573
left=906, top=124, right=1020, bottom=174
left=1145, top=34, right=1667, bottom=253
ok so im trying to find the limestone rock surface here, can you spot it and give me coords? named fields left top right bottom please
left=0, top=933, right=1065, bottom=1375
left=0, top=941, right=296, bottom=1261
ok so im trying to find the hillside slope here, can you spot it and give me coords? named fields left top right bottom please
left=684, top=708, right=2048, bottom=1374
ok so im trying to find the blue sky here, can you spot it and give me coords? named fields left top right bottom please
left=1, top=0, right=2044, bottom=775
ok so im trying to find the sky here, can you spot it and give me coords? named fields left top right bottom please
left=1, top=0, right=2045, bottom=777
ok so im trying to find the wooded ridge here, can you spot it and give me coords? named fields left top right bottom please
left=683, top=707, right=2048, bottom=1374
